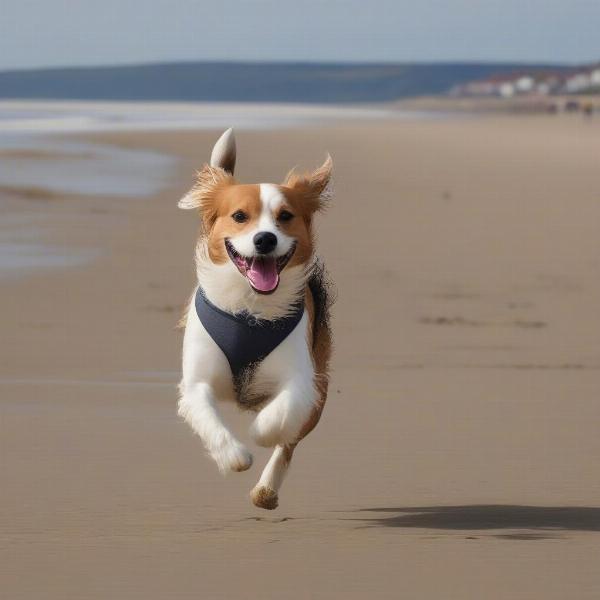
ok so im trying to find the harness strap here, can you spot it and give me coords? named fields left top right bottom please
left=195, top=287, right=304, bottom=378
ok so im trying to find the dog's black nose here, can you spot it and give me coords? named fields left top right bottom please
left=253, top=231, right=278, bottom=254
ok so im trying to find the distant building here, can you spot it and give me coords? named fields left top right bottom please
left=515, top=76, right=535, bottom=93
left=565, top=73, right=591, bottom=93
left=499, top=82, right=515, bottom=98
left=449, top=61, right=600, bottom=100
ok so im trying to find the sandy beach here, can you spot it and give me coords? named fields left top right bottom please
left=2, top=113, right=600, bottom=599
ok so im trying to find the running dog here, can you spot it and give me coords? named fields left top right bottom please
left=177, top=129, right=333, bottom=510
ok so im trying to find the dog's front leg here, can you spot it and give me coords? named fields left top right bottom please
left=249, top=378, right=316, bottom=448
left=178, top=382, right=253, bottom=473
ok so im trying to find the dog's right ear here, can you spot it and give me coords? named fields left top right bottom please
left=178, top=128, right=236, bottom=211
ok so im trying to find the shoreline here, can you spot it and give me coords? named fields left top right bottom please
left=0, top=99, right=440, bottom=134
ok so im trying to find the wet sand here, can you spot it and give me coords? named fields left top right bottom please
left=2, top=116, right=600, bottom=599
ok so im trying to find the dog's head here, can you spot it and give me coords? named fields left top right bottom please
left=179, top=129, right=332, bottom=295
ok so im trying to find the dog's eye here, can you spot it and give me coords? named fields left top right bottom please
left=278, top=210, right=294, bottom=223
left=231, top=210, right=248, bottom=223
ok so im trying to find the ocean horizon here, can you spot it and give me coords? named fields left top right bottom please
left=0, top=60, right=570, bottom=103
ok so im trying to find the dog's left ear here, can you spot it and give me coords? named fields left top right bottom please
left=283, top=154, right=333, bottom=213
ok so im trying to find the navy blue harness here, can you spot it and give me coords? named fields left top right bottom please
left=195, top=287, right=304, bottom=379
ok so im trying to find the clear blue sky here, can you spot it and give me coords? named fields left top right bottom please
left=1, top=0, right=599, bottom=70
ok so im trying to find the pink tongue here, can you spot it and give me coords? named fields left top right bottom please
left=247, top=257, right=279, bottom=292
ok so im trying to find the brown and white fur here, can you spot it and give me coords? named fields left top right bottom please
left=177, top=129, right=333, bottom=510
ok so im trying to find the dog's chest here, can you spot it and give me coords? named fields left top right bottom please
left=230, top=311, right=312, bottom=410
left=195, top=286, right=304, bottom=382
left=233, top=365, right=275, bottom=410
left=187, top=305, right=312, bottom=408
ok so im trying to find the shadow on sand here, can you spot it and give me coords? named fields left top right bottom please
left=357, top=505, right=600, bottom=535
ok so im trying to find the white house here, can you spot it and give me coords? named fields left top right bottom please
left=565, top=73, right=591, bottom=93
left=515, top=76, right=535, bottom=93
left=499, top=82, right=515, bottom=98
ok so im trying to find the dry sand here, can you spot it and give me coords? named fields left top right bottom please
left=1, top=115, right=600, bottom=599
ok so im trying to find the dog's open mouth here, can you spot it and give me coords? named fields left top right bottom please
left=225, top=239, right=296, bottom=294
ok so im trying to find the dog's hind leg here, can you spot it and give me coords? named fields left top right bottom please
left=178, top=382, right=253, bottom=474
left=250, top=444, right=295, bottom=510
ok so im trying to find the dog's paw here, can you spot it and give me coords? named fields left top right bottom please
left=211, top=439, right=253, bottom=474
left=250, top=485, right=279, bottom=510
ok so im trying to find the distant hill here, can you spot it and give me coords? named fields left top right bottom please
left=0, top=61, right=571, bottom=103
